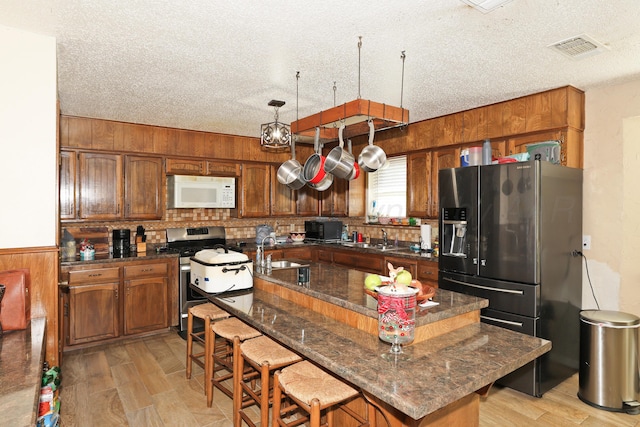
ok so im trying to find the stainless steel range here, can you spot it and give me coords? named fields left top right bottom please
left=166, top=226, right=227, bottom=333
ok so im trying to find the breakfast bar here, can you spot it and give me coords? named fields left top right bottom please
left=193, top=262, right=551, bottom=426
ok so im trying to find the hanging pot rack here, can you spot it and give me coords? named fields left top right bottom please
left=290, top=37, right=409, bottom=143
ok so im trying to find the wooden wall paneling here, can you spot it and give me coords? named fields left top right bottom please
left=486, top=102, right=503, bottom=139
left=412, top=118, right=434, bottom=149
left=502, top=98, right=526, bottom=136
left=122, top=122, right=153, bottom=153
left=564, top=128, right=584, bottom=168
left=525, top=91, right=552, bottom=132
left=452, top=112, right=464, bottom=143
left=0, top=247, right=59, bottom=366
left=568, top=86, right=585, bottom=130
left=463, top=108, right=479, bottom=142
left=66, top=116, right=92, bottom=149
left=178, top=129, right=205, bottom=157
left=165, top=128, right=181, bottom=156
left=152, top=126, right=169, bottom=155
left=59, top=115, right=69, bottom=147
left=91, top=119, right=122, bottom=151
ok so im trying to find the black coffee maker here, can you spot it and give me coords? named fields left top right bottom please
left=112, top=229, right=131, bottom=257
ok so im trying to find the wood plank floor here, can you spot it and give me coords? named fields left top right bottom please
left=59, top=330, right=640, bottom=426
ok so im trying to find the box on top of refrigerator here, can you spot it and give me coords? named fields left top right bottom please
left=190, top=249, right=253, bottom=293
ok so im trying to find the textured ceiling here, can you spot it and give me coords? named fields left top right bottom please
left=1, top=0, right=640, bottom=140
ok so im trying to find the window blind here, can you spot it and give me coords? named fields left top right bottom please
left=367, top=155, right=407, bottom=217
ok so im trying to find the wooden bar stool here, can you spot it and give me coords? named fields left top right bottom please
left=206, top=317, right=261, bottom=408
left=272, top=360, right=370, bottom=427
left=185, top=302, right=230, bottom=392
left=233, top=335, right=302, bottom=427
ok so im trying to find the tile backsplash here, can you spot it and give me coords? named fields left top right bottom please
left=62, top=208, right=438, bottom=248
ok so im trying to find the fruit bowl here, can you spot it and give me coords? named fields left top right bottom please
left=289, top=232, right=306, bottom=243
left=364, top=281, right=436, bottom=302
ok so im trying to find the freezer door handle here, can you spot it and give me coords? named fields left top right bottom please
left=481, top=315, right=524, bottom=328
left=480, top=259, right=486, bottom=266
left=442, top=277, right=525, bottom=295
left=473, top=258, right=478, bottom=265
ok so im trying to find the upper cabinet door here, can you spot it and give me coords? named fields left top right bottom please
left=429, top=147, right=460, bottom=218
left=124, top=155, right=163, bottom=219
left=78, top=152, right=123, bottom=220
left=270, top=165, right=296, bottom=216
left=406, top=152, right=431, bottom=218
left=60, top=150, right=77, bottom=220
left=239, top=163, right=270, bottom=217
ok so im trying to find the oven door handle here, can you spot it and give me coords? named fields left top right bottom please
left=442, top=277, right=524, bottom=295
left=480, top=315, right=524, bottom=328
left=181, top=264, right=190, bottom=272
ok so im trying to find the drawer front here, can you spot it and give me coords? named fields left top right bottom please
left=124, top=262, right=168, bottom=279
left=417, top=261, right=438, bottom=282
left=317, top=250, right=333, bottom=263
left=69, top=267, right=120, bottom=284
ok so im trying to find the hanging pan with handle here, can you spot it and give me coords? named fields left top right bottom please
left=346, top=139, right=360, bottom=180
left=324, top=123, right=355, bottom=179
left=276, top=137, right=305, bottom=190
left=358, top=119, right=387, bottom=173
left=302, top=127, right=327, bottom=185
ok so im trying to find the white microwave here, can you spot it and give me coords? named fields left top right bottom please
left=167, top=175, right=236, bottom=209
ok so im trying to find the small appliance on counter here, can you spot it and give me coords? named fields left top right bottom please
left=112, top=229, right=131, bottom=257
left=190, top=248, right=253, bottom=293
left=304, top=220, right=343, bottom=242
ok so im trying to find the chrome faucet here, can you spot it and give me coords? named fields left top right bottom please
left=258, top=235, right=276, bottom=271
left=382, top=229, right=388, bottom=247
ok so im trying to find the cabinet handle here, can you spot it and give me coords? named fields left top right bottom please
left=141, top=268, right=153, bottom=272
left=88, top=273, right=102, bottom=277
left=115, top=288, right=118, bottom=299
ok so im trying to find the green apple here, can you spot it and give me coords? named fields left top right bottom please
left=395, top=270, right=412, bottom=285
left=364, top=274, right=382, bottom=291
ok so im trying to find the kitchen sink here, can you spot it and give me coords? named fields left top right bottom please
left=270, top=260, right=309, bottom=270
left=339, top=242, right=406, bottom=252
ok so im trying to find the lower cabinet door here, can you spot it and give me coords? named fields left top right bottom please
left=68, top=282, right=120, bottom=345
left=124, top=277, right=168, bottom=335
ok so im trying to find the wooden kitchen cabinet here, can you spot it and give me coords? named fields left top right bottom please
left=237, top=163, right=271, bottom=217
left=123, top=263, right=169, bottom=335
left=59, top=150, right=76, bottom=220
left=62, top=151, right=163, bottom=221
left=78, top=152, right=123, bottom=220
left=270, top=165, right=297, bottom=216
left=320, top=178, right=348, bottom=217
left=406, top=152, right=432, bottom=218
left=124, top=155, right=163, bottom=219
left=315, top=248, right=333, bottom=264
left=206, top=160, right=240, bottom=176
left=384, top=256, right=418, bottom=279
left=165, top=158, right=205, bottom=175
left=296, top=184, right=320, bottom=216
left=417, top=260, right=439, bottom=288
left=333, top=249, right=384, bottom=274
left=60, top=257, right=178, bottom=350
left=63, top=267, right=121, bottom=346
left=282, top=246, right=313, bottom=260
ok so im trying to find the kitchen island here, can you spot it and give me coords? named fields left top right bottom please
left=195, top=262, right=551, bottom=426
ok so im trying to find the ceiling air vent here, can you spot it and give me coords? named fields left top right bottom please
left=549, top=34, right=608, bottom=60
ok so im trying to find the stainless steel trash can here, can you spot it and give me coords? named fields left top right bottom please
left=578, top=310, right=640, bottom=414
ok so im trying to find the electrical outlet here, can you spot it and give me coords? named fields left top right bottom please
left=583, top=235, right=591, bottom=250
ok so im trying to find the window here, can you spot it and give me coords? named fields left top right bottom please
left=367, top=155, right=407, bottom=217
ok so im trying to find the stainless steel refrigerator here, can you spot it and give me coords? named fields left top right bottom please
left=438, top=160, right=583, bottom=397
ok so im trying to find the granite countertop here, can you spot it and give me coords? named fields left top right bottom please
left=197, top=263, right=550, bottom=420
left=0, top=317, right=47, bottom=427
left=257, top=262, right=486, bottom=326
left=230, top=240, right=439, bottom=262
left=60, top=250, right=178, bottom=267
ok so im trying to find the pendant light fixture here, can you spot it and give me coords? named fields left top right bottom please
left=260, top=100, right=291, bottom=149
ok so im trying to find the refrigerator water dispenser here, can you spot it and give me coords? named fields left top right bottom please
left=441, top=207, right=468, bottom=258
